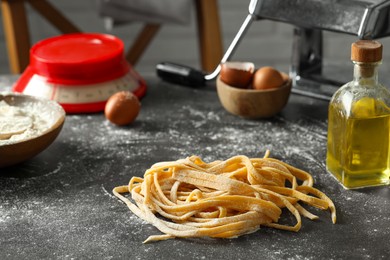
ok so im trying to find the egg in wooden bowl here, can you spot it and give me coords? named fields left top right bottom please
left=216, top=67, right=292, bottom=119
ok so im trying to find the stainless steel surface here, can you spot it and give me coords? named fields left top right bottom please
left=248, top=0, right=390, bottom=99
left=249, top=0, right=390, bottom=39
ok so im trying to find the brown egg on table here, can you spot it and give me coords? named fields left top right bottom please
left=252, top=66, right=285, bottom=90
left=220, top=61, right=255, bottom=88
left=105, top=91, right=140, bottom=126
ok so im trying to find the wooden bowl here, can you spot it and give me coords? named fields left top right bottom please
left=216, top=73, right=292, bottom=119
left=0, top=93, right=65, bottom=168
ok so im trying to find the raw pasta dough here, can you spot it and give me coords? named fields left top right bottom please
left=113, top=151, right=336, bottom=243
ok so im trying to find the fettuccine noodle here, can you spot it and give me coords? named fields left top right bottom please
left=113, top=151, right=336, bottom=243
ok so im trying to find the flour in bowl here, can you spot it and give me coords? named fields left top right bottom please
left=0, top=100, right=51, bottom=145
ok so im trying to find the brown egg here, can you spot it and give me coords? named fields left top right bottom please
left=105, top=91, right=140, bottom=126
left=220, top=61, right=254, bottom=88
left=252, top=66, right=284, bottom=90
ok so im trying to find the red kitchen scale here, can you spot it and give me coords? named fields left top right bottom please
left=13, top=33, right=147, bottom=113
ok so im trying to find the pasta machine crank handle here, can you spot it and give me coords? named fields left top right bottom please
left=156, top=14, right=255, bottom=87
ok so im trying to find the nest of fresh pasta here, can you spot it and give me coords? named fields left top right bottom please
left=113, top=151, right=336, bottom=243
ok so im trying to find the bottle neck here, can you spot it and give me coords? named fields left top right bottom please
left=353, top=61, right=380, bottom=86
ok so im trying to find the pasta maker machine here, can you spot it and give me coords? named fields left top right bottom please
left=157, top=0, right=390, bottom=100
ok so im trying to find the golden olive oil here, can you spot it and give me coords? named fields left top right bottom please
left=326, top=40, right=390, bottom=189
left=327, top=101, right=390, bottom=188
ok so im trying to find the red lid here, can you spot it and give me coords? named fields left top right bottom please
left=29, top=33, right=129, bottom=84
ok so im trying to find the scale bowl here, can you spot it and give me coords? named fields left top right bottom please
left=216, top=73, right=292, bottom=119
left=0, top=93, right=65, bottom=168
left=12, top=33, right=146, bottom=114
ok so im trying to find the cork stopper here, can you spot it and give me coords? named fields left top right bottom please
left=351, top=40, right=382, bottom=63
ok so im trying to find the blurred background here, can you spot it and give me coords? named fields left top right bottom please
left=1, top=0, right=390, bottom=85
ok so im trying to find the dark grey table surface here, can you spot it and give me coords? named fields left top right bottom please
left=0, top=76, right=389, bottom=260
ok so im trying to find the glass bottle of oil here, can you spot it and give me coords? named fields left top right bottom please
left=326, top=40, right=390, bottom=189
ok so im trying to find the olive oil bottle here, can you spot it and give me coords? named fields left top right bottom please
left=326, top=40, right=390, bottom=189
